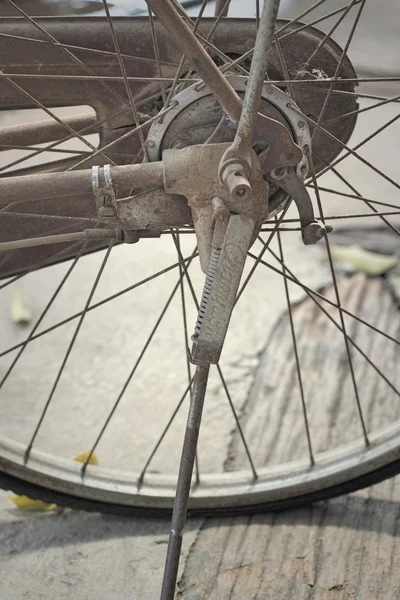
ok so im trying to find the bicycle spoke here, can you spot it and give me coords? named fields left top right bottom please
left=24, top=241, right=114, bottom=461
left=0, top=240, right=83, bottom=291
left=311, top=0, right=367, bottom=146
left=147, top=6, right=167, bottom=105
left=0, top=146, right=90, bottom=156
left=160, top=0, right=209, bottom=113
left=80, top=243, right=198, bottom=472
left=137, top=377, right=194, bottom=487
left=306, top=185, right=400, bottom=211
left=216, top=364, right=258, bottom=480
left=102, top=0, right=149, bottom=160
left=0, top=243, right=86, bottom=391
left=0, top=107, right=128, bottom=175
left=0, top=73, right=116, bottom=166
left=317, top=112, right=400, bottom=180
left=324, top=94, right=400, bottom=126
left=278, top=0, right=363, bottom=42
left=67, top=102, right=176, bottom=171
left=214, top=0, right=231, bottom=17
left=249, top=246, right=400, bottom=348
left=0, top=32, right=179, bottom=68
left=236, top=204, right=291, bottom=306
left=221, top=0, right=361, bottom=77
left=252, top=247, right=400, bottom=401
left=274, top=223, right=314, bottom=465
left=171, top=233, right=258, bottom=477
left=0, top=230, right=116, bottom=253
left=326, top=162, right=400, bottom=238
left=4, top=0, right=129, bottom=109
left=305, top=152, right=368, bottom=444
left=291, top=109, right=400, bottom=196
left=0, top=87, right=163, bottom=175
left=172, top=230, right=199, bottom=484
left=295, top=0, right=360, bottom=88
left=0, top=252, right=198, bottom=358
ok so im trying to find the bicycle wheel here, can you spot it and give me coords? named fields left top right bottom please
left=0, top=0, right=399, bottom=524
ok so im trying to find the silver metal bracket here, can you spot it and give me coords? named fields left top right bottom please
left=92, top=164, right=118, bottom=222
left=268, top=166, right=332, bottom=244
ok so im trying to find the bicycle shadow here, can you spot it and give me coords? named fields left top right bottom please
left=0, top=490, right=398, bottom=556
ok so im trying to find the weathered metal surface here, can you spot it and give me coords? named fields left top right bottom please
left=226, top=0, right=281, bottom=162
left=0, top=17, right=358, bottom=278
left=0, top=113, right=98, bottom=147
left=191, top=214, right=256, bottom=365
left=0, top=163, right=164, bottom=204
left=163, top=143, right=268, bottom=271
left=268, top=166, right=331, bottom=244
left=146, top=0, right=302, bottom=175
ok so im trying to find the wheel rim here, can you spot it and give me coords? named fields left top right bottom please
left=0, top=0, right=399, bottom=513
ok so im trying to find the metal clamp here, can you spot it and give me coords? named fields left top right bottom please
left=92, top=164, right=117, bottom=221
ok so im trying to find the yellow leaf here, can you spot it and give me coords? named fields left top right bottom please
left=9, top=495, right=58, bottom=511
left=10, top=452, right=98, bottom=511
left=73, top=451, right=99, bottom=466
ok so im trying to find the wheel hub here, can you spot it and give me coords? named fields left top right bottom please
left=146, top=76, right=312, bottom=216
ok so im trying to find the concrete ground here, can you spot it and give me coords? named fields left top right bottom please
left=0, top=1, right=399, bottom=599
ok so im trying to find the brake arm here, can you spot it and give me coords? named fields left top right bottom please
left=268, top=167, right=332, bottom=245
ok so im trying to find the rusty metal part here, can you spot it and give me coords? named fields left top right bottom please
left=0, top=17, right=358, bottom=279
left=0, top=113, right=98, bottom=148
left=146, top=76, right=311, bottom=215
left=226, top=0, right=281, bottom=165
left=92, top=164, right=117, bottom=221
left=0, top=163, right=164, bottom=205
left=117, top=188, right=191, bottom=231
left=191, top=214, right=256, bottom=364
left=219, top=159, right=252, bottom=203
left=145, top=77, right=295, bottom=160
left=144, top=1, right=301, bottom=173
left=268, top=166, right=332, bottom=244
left=0, top=228, right=119, bottom=253
left=163, top=143, right=268, bottom=271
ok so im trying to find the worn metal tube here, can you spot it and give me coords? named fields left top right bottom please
left=234, top=0, right=281, bottom=153
left=145, top=0, right=242, bottom=123
left=0, top=113, right=98, bottom=148
left=0, top=162, right=164, bottom=204
left=160, top=363, right=210, bottom=600
left=0, top=228, right=117, bottom=252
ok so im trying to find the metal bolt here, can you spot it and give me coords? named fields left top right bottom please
left=298, top=121, right=305, bottom=128
left=146, top=140, right=155, bottom=148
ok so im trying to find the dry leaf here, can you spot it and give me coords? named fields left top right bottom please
left=331, top=245, right=399, bottom=276
left=10, top=451, right=99, bottom=511
left=9, top=495, right=58, bottom=511
left=73, top=451, right=99, bottom=466
left=10, top=288, right=31, bottom=325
